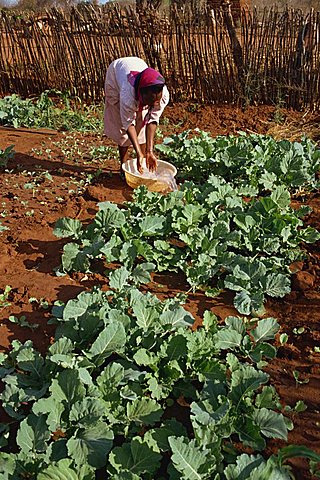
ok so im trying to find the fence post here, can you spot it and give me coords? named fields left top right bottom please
left=221, top=1, right=244, bottom=90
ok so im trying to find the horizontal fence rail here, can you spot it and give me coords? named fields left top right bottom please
left=0, top=4, right=319, bottom=109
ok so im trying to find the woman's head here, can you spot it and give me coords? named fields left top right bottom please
left=140, top=84, right=164, bottom=107
left=134, top=67, right=165, bottom=106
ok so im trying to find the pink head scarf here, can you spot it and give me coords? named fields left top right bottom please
left=127, top=67, right=165, bottom=109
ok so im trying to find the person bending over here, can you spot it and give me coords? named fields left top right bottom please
left=104, top=56, right=169, bottom=176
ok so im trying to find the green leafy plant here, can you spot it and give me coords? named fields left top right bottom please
left=54, top=178, right=319, bottom=315
left=0, top=91, right=103, bottom=132
left=0, top=285, right=12, bottom=308
left=0, top=145, right=15, bottom=168
left=8, top=315, right=39, bottom=330
left=156, top=130, right=320, bottom=193
left=1, top=271, right=318, bottom=478
left=89, top=145, right=119, bottom=161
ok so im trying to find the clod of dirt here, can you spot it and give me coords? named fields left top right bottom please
left=292, top=271, right=316, bottom=291
left=289, top=261, right=304, bottom=273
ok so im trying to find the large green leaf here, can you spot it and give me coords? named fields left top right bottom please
left=127, top=398, right=163, bottom=425
left=63, top=294, right=96, bottom=321
left=50, top=369, right=86, bottom=410
left=236, top=416, right=266, bottom=450
left=38, top=459, right=79, bottom=480
left=96, top=363, right=124, bottom=397
left=251, top=318, right=279, bottom=344
left=224, top=453, right=271, bottom=480
left=109, top=267, right=130, bottom=291
left=67, top=423, right=113, bottom=468
left=264, top=274, right=291, bottom=298
left=144, top=420, right=188, bottom=453
left=168, top=436, right=212, bottom=480
left=61, top=243, right=91, bottom=272
left=54, top=218, right=83, bottom=239
left=229, top=365, right=269, bottom=404
left=214, top=330, right=243, bottom=350
left=69, top=397, right=107, bottom=426
left=270, top=187, right=291, bottom=209
left=32, top=397, right=64, bottom=431
left=160, top=307, right=194, bottom=329
left=16, top=413, right=50, bottom=454
left=0, top=452, right=16, bottom=476
left=224, top=453, right=265, bottom=480
left=160, top=334, right=188, bottom=361
left=95, top=203, right=126, bottom=230
left=253, top=408, right=287, bottom=440
left=109, top=437, right=161, bottom=475
left=138, top=215, right=166, bottom=236
left=87, top=322, right=126, bottom=366
left=131, top=263, right=155, bottom=284
left=16, top=347, right=44, bottom=377
left=132, top=303, right=159, bottom=331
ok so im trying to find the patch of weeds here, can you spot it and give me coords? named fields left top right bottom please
left=85, top=169, right=103, bottom=184
left=53, top=134, right=86, bottom=163
left=155, top=128, right=163, bottom=140
left=160, top=116, right=170, bottom=126
left=89, top=145, right=118, bottom=162
left=187, top=103, right=200, bottom=113
left=272, top=95, right=286, bottom=124
left=0, top=222, right=8, bottom=232
left=22, top=170, right=53, bottom=197
left=293, top=326, right=305, bottom=335
left=31, top=146, right=53, bottom=159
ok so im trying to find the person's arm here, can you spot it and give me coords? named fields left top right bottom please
left=127, top=124, right=144, bottom=173
left=145, top=86, right=170, bottom=172
left=145, top=121, right=158, bottom=172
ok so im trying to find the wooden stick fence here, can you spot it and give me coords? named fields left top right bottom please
left=0, top=4, right=319, bottom=109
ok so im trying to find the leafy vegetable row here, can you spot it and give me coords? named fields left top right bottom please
left=54, top=177, right=319, bottom=315
left=1, top=272, right=318, bottom=479
left=0, top=92, right=102, bottom=132
left=156, top=130, right=320, bottom=193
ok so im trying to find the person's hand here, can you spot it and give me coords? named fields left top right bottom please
left=137, top=152, right=145, bottom=174
left=146, top=151, right=158, bottom=172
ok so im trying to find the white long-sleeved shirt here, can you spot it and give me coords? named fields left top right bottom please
left=104, top=56, right=169, bottom=131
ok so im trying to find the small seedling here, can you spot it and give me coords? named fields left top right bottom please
left=0, top=222, right=8, bottom=233
left=293, top=327, right=305, bottom=335
left=279, top=333, right=288, bottom=344
left=89, top=145, right=118, bottom=161
left=293, top=370, right=310, bottom=386
left=205, top=287, right=221, bottom=298
left=29, top=297, right=50, bottom=309
left=0, top=286, right=12, bottom=308
left=294, top=400, right=307, bottom=412
left=0, top=145, right=15, bottom=168
left=8, top=315, right=39, bottom=330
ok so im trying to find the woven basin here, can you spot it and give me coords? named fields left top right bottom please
left=122, top=158, right=177, bottom=192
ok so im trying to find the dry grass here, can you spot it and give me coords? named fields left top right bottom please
left=266, top=114, right=320, bottom=142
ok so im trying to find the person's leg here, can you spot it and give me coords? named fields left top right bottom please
left=118, top=145, right=129, bottom=180
left=118, top=145, right=130, bottom=166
